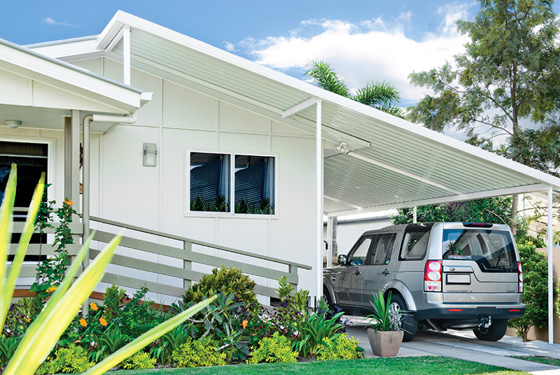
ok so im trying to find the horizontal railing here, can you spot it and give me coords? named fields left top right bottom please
left=89, top=216, right=311, bottom=299
left=10, top=211, right=311, bottom=301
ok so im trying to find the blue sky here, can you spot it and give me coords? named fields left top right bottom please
left=2, top=1, right=559, bottom=108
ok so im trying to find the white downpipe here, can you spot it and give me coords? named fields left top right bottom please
left=123, top=26, right=131, bottom=85
left=81, top=112, right=137, bottom=314
left=413, top=206, right=417, bottom=223
left=316, top=100, right=323, bottom=304
left=548, top=187, right=554, bottom=344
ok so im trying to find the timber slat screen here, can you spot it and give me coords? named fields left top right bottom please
left=10, top=212, right=311, bottom=301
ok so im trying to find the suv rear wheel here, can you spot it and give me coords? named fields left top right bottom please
left=473, top=319, right=507, bottom=341
left=389, top=294, right=418, bottom=342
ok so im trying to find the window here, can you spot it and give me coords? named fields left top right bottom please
left=190, top=153, right=230, bottom=212
left=235, top=155, right=274, bottom=214
left=368, top=233, right=396, bottom=265
left=348, top=236, right=373, bottom=266
left=189, top=152, right=275, bottom=215
left=400, top=228, right=431, bottom=260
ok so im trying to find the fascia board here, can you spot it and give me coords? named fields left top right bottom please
left=327, top=184, right=552, bottom=217
left=0, top=39, right=149, bottom=110
left=26, top=36, right=100, bottom=59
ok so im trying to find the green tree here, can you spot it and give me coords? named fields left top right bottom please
left=305, top=60, right=405, bottom=118
left=408, top=0, right=560, bottom=234
left=391, top=197, right=512, bottom=226
left=508, top=242, right=548, bottom=341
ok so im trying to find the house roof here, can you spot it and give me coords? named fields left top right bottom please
left=0, top=37, right=151, bottom=129
left=30, top=11, right=560, bottom=216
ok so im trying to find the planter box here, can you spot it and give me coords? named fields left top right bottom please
left=367, top=329, right=403, bottom=357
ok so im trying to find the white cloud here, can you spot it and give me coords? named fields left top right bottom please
left=234, top=4, right=475, bottom=104
left=43, top=17, right=75, bottom=27
left=224, top=41, right=236, bottom=52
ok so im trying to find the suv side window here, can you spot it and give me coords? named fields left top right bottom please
left=366, top=233, right=396, bottom=265
left=400, top=230, right=430, bottom=260
left=348, top=235, right=374, bottom=266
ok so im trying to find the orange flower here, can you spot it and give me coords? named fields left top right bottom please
left=64, top=200, right=73, bottom=206
left=90, top=302, right=98, bottom=311
left=79, top=318, right=87, bottom=327
left=99, top=317, right=107, bottom=327
left=24, top=317, right=30, bottom=323
left=242, top=320, right=248, bottom=329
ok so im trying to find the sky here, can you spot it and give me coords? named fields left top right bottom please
left=2, top=1, right=559, bottom=109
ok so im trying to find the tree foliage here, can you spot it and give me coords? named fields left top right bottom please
left=508, top=241, right=548, bottom=341
left=306, top=60, right=405, bottom=118
left=408, top=0, right=560, bottom=143
left=391, top=197, right=512, bottom=226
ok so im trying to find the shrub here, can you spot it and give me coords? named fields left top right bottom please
left=0, top=336, right=21, bottom=368
left=171, top=337, right=226, bottom=368
left=316, top=334, right=363, bottom=361
left=508, top=242, right=548, bottom=341
left=183, top=266, right=260, bottom=312
left=121, top=351, right=156, bottom=370
left=150, top=326, right=190, bottom=365
left=248, top=332, right=298, bottom=364
left=292, top=311, right=344, bottom=357
left=36, top=345, right=95, bottom=374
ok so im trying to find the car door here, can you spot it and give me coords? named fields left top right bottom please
left=333, top=235, right=375, bottom=312
left=361, top=233, right=397, bottom=310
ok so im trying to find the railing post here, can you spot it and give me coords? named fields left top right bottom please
left=288, top=264, right=298, bottom=291
left=183, top=241, right=192, bottom=289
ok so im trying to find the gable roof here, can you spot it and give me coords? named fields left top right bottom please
left=0, top=37, right=151, bottom=116
left=30, top=11, right=560, bottom=216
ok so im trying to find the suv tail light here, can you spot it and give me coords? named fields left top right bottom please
left=518, top=261, right=523, bottom=293
left=424, top=260, right=442, bottom=292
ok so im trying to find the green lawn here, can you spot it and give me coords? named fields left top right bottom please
left=112, top=357, right=525, bottom=375
left=510, top=356, right=560, bottom=367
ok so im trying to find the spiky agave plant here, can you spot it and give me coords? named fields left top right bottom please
left=0, top=165, right=216, bottom=375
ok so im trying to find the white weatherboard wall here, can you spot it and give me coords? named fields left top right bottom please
left=72, top=57, right=317, bottom=304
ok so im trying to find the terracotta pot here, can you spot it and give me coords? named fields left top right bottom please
left=367, top=328, right=403, bottom=357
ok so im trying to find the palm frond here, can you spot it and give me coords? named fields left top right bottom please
left=305, top=60, right=350, bottom=98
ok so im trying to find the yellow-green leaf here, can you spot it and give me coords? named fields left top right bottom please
left=0, top=173, right=44, bottom=331
left=3, top=233, right=122, bottom=375
left=84, top=295, right=217, bottom=375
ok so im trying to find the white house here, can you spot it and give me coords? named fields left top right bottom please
left=2, top=12, right=559, bottom=334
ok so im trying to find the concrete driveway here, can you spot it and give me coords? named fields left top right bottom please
left=346, top=323, right=560, bottom=374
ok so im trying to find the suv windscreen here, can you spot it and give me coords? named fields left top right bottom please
left=442, top=229, right=516, bottom=272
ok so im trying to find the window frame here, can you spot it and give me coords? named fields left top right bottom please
left=185, top=149, right=278, bottom=217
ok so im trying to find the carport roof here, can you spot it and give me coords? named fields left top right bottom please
left=32, top=11, right=560, bottom=216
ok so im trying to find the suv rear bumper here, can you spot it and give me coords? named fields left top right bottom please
left=414, top=304, right=526, bottom=321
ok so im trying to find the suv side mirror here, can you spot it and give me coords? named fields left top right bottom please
left=338, top=254, right=348, bottom=266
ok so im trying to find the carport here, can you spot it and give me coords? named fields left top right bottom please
left=22, top=11, right=560, bottom=343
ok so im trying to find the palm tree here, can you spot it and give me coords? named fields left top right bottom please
left=305, top=60, right=405, bottom=118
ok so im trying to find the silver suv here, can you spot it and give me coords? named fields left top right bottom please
left=323, top=222, right=525, bottom=341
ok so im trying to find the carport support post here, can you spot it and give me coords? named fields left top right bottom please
left=326, top=216, right=334, bottom=268
left=547, top=186, right=554, bottom=344
left=413, top=206, right=417, bottom=223
left=316, top=100, right=323, bottom=305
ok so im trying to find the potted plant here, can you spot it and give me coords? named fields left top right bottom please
left=366, top=290, right=404, bottom=357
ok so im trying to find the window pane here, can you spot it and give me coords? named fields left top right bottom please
left=349, top=236, right=373, bottom=266
left=234, top=155, right=275, bottom=214
left=370, top=234, right=395, bottom=265
left=190, top=153, right=230, bottom=212
left=401, top=231, right=430, bottom=260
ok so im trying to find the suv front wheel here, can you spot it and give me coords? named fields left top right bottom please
left=473, top=319, right=508, bottom=341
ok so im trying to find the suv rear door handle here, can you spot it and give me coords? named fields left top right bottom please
left=354, top=269, right=361, bottom=276
left=382, top=269, right=391, bottom=275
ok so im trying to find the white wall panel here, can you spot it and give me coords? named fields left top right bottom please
left=162, top=81, right=218, bottom=129
left=219, top=102, right=270, bottom=133
left=100, top=124, right=159, bottom=228
left=0, top=69, right=30, bottom=106
left=218, top=133, right=269, bottom=154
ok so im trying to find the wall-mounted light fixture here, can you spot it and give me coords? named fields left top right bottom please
left=143, top=143, right=158, bottom=167
left=5, top=120, right=22, bottom=129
